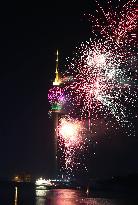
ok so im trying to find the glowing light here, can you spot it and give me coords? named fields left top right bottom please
left=59, top=120, right=81, bottom=144
left=14, top=187, right=18, bottom=205
left=48, top=86, right=65, bottom=111
left=63, top=0, right=137, bottom=136
left=88, top=0, right=137, bottom=45
left=57, top=116, right=87, bottom=176
left=35, top=178, right=54, bottom=186
left=48, top=0, right=137, bottom=177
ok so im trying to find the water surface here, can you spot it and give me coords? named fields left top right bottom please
left=0, top=184, right=137, bottom=205
left=35, top=187, right=137, bottom=205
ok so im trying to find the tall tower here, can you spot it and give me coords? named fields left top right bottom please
left=48, top=50, right=63, bottom=177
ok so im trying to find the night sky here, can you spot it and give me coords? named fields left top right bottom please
left=0, top=0, right=137, bottom=179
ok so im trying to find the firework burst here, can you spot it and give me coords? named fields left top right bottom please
left=48, top=0, right=137, bottom=178
left=57, top=116, right=87, bottom=176
left=63, top=0, right=137, bottom=136
left=88, top=0, right=137, bottom=44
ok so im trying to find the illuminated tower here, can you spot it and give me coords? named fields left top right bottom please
left=48, top=50, right=63, bottom=177
left=52, top=50, right=61, bottom=176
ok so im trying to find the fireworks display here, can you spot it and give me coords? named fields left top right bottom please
left=57, top=116, right=87, bottom=176
left=48, top=0, right=137, bottom=176
left=89, top=0, right=137, bottom=44
left=63, top=0, right=137, bottom=136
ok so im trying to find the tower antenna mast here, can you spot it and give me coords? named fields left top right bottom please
left=53, top=50, right=61, bottom=86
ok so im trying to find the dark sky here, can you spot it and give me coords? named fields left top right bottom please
left=0, top=0, right=137, bottom=179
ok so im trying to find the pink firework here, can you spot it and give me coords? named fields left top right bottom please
left=88, top=0, right=137, bottom=44
left=63, top=0, right=137, bottom=136
left=57, top=116, right=87, bottom=176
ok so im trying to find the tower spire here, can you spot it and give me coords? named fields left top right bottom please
left=56, top=49, right=58, bottom=73
left=53, top=50, right=61, bottom=86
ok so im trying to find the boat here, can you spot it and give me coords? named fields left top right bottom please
left=35, top=177, right=53, bottom=186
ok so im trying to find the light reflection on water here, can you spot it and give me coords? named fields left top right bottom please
left=12, top=185, right=136, bottom=205
left=36, top=186, right=48, bottom=197
left=35, top=187, right=118, bottom=205
left=14, top=186, right=18, bottom=205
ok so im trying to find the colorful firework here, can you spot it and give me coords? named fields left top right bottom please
left=63, top=0, right=137, bottom=136
left=48, top=0, right=137, bottom=177
left=57, top=116, right=87, bottom=176
left=88, top=0, right=137, bottom=45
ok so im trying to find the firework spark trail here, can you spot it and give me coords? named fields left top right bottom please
left=63, top=0, right=137, bottom=136
left=57, top=116, right=87, bottom=176
left=48, top=0, right=137, bottom=177
left=65, top=41, right=136, bottom=124
left=91, top=0, right=137, bottom=44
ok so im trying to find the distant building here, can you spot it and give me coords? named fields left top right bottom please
left=12, top=173, right=31, bottom=182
